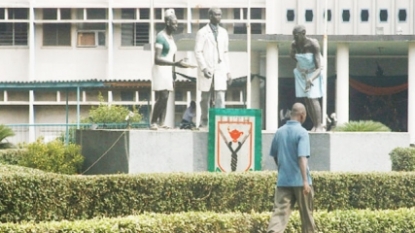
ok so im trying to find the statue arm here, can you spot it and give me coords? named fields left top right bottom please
left=290, top=42, right=297, bottom=61
left=309, top=39, right=323, bottom=82
left=194, top=30, right=208, bottom=71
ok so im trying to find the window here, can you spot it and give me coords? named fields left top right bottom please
left=379, top=9, right=388, bottom=22
left=77, top=23, right=106, bottom=47
left=233, top=8, right=262, bottom=34
left=323, top=9, right=332, bottom=22
left=87, top=8, right=106, bottom=19
left=43, top=8, right=57, bottom=19
left=286, top=9, right=295, bottom=22
left=361, top=9, right=369, bottom=22
left=43, top=24, right=71, bottom=46
left=121, top=9, right=149, bottom=46
left=43, top=9, right=71, bottom=46
left=398, top=9, right=407, bottom=22
left=305, top=9, right=313, bottom=22
left=0, top=8, right=28, bottom=46
left=342, top=9, right=350, bottom=22
left=199, top=8, right=209, bottom=19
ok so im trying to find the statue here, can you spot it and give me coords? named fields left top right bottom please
left=290, top=25, right=325, bottom=132
left=194, top=7, right=232, bottom=129
left=150, top=9, right=191, bottom=130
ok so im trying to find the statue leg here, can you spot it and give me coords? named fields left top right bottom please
left=200, top=91, right=211, bottom=127
left=215, top=91, right=226, bottom=108
left=151, top=90, right=169, bottom=125
left=305, top=98, right=324, bottom=132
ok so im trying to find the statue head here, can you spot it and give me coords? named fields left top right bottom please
left=164, top=9, right=178, bottom=32
left=293, top=25, right=306, bottom=44
left=208, top=7, right=222, bottom=25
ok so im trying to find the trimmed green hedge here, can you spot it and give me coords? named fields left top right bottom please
left=0, top=209, right=414, bottom=233
left=1, top=166, right=415, bottom=222
left=390, top=147, right=415, bottom=171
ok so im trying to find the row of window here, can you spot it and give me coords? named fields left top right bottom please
left=287, top=8, right=408, bottom=22
left=0, top=21, right=263, bottom=47
left=0, top=7, right=263, bottom=21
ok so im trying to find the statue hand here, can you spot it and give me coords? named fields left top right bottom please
left=203, top=68, right=213, bottom=79
left=305, top=78, right=314, bottom=92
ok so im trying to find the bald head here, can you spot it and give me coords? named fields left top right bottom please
left=290, top=102, right=307, bottom=123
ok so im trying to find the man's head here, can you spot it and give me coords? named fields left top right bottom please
left=164, top=9, right=178, bottom=32
left=293, top=25, right=306, bottom=44
left=290, top=102, right=307, bottom=124
left=208, top=7, right=222, bottom=25
left=190, top=101, right=196, bottom=109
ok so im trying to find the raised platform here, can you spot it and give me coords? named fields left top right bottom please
left=77, top=130, right=411, bottom=174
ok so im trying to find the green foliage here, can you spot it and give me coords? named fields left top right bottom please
left=1, top=170, right=415, bottom=223
left=17, top=138, right=84, bottom=175
left=333, top=120, right=391, bottom=132
left=87, top=93, right=142, bottom=124
left=0, top=149, right=26, bottom=165
left=390, top=147, right=415, bottom=171
left=0, top=209, right=415, bottom=233
left=0, top=125, right=15, bottom=149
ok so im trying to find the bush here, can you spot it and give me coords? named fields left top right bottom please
left=390, top=147, right=415, bottom=171
left=0, top=209, right=414, bottom=233
left=0, top=149, right=26, bottom=165
left=17, top=138, right=84, bottom=175
left=1, top=170, right=415, bottom=222
left=333, top=120, right=391, bottom=132
left=87, top=93, right=142, bottom=125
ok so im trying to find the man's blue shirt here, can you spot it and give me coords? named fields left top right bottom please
left=270, top=120, right=312, bottom=187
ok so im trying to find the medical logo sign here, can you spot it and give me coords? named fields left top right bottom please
left=208, top=109, right=262, bottom=172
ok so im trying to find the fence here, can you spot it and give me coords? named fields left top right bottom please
left=5, top=122, right=149, bottom=145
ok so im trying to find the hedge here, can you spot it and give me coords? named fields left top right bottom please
left=390, top=147, right=415, bottom=171
left=1, top=165, right=415, bottom=222
left=0, top=209, right=415, bottom=233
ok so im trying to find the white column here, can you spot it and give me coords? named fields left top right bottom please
left=107, top=1, right=114, bottom=80
left=266, top=43, right=279, bottom=131
left=408, top=43, right=415, bottom=144
left=251, top=51, right=260, bottom=109
left=28, top=1, right=35, bottom=142
left=336, top=43, right=349, bottom=125
left=29, top=91, right=35, bottom=142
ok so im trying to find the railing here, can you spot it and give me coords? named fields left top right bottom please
left=5, top=122, right=150, bottom=145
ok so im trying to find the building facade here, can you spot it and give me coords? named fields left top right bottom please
left=1, top=0, right=414, bottom=144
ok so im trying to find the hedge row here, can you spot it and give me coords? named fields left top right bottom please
left=1, top=209, right=415, bottom=233
left=1, top=165, right=415, bottom=222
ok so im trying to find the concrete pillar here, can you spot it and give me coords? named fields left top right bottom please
left=266, top=43, right=279, bottom=130
left=251, top=51, right=261, bottom=109
left=335, top=43, right=349, bottom=125
left=408, top=43, right=415, bottom=144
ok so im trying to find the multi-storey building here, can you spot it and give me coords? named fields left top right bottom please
left=1, top=0, right=414, bottom=144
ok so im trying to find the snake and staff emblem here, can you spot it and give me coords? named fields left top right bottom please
left=218, top=118, right=252, bottom=172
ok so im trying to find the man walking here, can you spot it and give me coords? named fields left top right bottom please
left=267, top=102, right=316, bottom=233
left=194, top=7, right=232, bottom=128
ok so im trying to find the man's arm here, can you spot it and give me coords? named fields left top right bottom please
left=299, top=156, right=311, bottom=195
